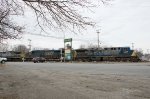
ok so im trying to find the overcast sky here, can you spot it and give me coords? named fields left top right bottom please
left=8, top=0, right=150, bottom=53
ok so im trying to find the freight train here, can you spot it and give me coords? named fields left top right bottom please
left=31, top=47, right=140, bottom=62
left=0, top=47, right=140, bottom=62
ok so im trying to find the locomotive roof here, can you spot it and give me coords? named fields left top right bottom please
left=104, top=47, right=130, bottom=48
left=32, top=49, right=60, bottom=52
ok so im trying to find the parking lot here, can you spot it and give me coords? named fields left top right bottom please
left=0, top=62, right=150, bottom=99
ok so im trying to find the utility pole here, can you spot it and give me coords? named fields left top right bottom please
left=60, top=48, right=63, bottom=62
left=97, top=30, right=100, bottom=50
left=147, top=49, right=150, bottom=54
left=0, top=39, right=1, bottom=44
left=131, top=43, right=134, bottom=50
left=63, top=33, right=65, bottom=62
left=28, top=39, right=31, bottom=51
left=147, top=49, right=150, bottom=61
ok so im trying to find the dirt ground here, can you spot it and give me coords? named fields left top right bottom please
left=0, top=62, right=150, bottom=99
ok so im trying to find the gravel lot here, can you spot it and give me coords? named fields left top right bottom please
left=0, top=62, right=150, bottom=99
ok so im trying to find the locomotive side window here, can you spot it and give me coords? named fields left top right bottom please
left=124, top=48, right=128, bottom=51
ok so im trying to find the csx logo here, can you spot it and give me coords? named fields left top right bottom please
left=45, top=51, right=54, bottom=55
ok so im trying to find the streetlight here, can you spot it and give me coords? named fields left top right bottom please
left=28, top=39, right=31, bottom=51
left=131, top=43, right=134, bottom=50
left=147, top=49, right=150, bottom=54
left=63, top=33, right=65, bottom=62
left=97, top=30, right=100, bottom=50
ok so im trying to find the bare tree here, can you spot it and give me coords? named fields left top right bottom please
left=23, top=0, right=94, bottom=31
left=0, top=0, right=109, bottom=41
left=79, top=43, right=98, bottom=49
left=135, top=49, right=144, bottom=59
left=13, top=44, right=29, bottom=53
left=0, top=0, right=24, bottom=42
left=22, top=0, right=110, bottom=33
left=79, top=44, right=86, bottom=49
left=0, top=43, right=9, bottom=52
left=87, top=43, right=98, bottom=49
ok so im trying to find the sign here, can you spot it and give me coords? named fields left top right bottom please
left=64, top=38, right=72, bottom=43
left=65, top=53, right=71, bottom=60
left=65, top=49, right=71, bottom=53
left=64, top=38, right=72, bottom=61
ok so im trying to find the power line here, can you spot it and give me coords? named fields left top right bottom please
left=28, top=32, right=101, bottom=42
left=28, top=33, right=63, bottom=39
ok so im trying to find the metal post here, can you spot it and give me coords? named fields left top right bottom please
left=97, top=30, right=100, bottom=50
left=147, top=49, right=150, bottom=54
left=28, top=39, right=31, bottom=51
left=131, top=43, right=134, bottom=50
left=60, top=48, right=62, bottom=62
left=71, top=38, right=72, bottom=62
left=64, top=33, right=65, bottom=62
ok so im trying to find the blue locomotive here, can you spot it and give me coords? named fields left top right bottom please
left=31, top=49, right=62, bottom=61
left=74, top=47, right=139, bottom=62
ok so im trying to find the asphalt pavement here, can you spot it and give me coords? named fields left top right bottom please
left=1, top=62, right=150, bottom=99
left=6, top=62, right=150, bottom=76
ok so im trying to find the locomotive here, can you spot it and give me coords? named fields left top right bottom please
left=31, top=47, right=140, bottom=62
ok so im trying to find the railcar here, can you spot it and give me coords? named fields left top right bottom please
left=0, top=51, right=23, bottom=61
left=31, top=50, right=63, bottom=61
